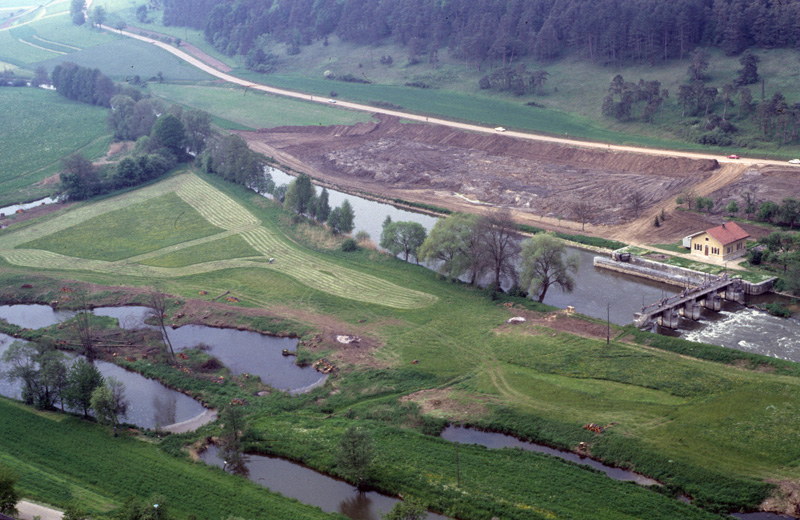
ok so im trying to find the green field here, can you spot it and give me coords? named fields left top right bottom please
left=0, top=399, right=335, bottom=520
left=148, top=83, right=373, bottom=129
left=0, top=168, right=797, bottom=516
left=0, top=171, right=436, bottom=308
left=0, top=88, right=109, bottom=204
left=34, top=38, right=210, bottom=81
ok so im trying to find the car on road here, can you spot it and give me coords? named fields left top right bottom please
left=727, top=154, right=740, bottom=159
left=327, top=99, right=337, bottom=103
left=789, top=159, right=800, bottom=165
left=494, top=127, right=506, bottom=132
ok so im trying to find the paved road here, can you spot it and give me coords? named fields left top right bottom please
left=18, top=501, right=63, bottom=520
left=100, top=25, right=796, bottom=168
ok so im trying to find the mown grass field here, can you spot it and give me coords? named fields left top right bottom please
left=0, top=88, right=109, bottom=205
left=34, top=38, right=210, bottom=81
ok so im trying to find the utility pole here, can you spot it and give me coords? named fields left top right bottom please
left=456, top=444, right=460, bottom=488
left=606, top=302, right=610, bottom=346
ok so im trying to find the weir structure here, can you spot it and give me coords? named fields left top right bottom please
left=634, top=275, right=745, bottom=330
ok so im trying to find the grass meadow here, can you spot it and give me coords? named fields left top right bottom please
left=0, top=169, right=797, bottom=513
left=0, top=88, right=109, bottom=205
left=148, top=83, right=373, bottom=129
left=0, top=399, right=335, bottom=520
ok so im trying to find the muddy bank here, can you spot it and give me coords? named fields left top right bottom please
left=241, top=115, right=718, bottom=227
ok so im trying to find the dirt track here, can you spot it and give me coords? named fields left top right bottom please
left=240, top=116, right=796, bottom=244
left=104, top=24, right=800, bottom=244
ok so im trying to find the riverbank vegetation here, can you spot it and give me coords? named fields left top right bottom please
left=0, top=168, right=799, bottom=518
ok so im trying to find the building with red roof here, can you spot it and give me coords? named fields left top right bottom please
left=686, top=221, right=750, bottom=261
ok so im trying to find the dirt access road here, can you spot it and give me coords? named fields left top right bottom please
left=105, top=25, right=799, bottom=245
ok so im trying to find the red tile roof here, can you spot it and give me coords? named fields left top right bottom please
left=706, top=221, right=750, bottom=245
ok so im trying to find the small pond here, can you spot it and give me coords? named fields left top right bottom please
left=199, top=444, right=448, bottom=520
left=0, top=332, right=206, bottom=430
left=94, top=306, right=327, bottom=394
left=440, top=425, right=660, bottom=486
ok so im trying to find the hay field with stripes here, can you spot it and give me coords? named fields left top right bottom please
left=0, top=172, right=436, bottom=309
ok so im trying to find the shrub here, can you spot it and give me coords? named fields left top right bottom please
left=763, top=303, right=791, bottom=317
left=341, top=238, right=358, bottom=252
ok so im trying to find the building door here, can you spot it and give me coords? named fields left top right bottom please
left=704, top=245, right=708, bottom=255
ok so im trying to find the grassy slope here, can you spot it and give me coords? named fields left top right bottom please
left=0, top=171, right=798, bottom=511
left=0, top=399, right=337, bottom=520
left=0, top=88, right=109, bottom=205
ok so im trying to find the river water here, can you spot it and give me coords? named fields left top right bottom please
left=267, top=167, right=679, bottom=325
left=0, top=196, right=56, bottom=216
left=94, top=306, right=326, bottom=393
left=0, top=332, right=205, bottom=429
left=199, top=444, right=448, bottom=520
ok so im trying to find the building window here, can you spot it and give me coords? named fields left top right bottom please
left=727, top=246, right=731, bottom=254
left=737, top=242, right=742, bottom=250
left=712, top=247, right=719, bottom=255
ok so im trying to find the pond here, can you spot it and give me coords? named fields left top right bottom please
left=0, top=332, right=206, bottom=430
left=94, top=306, right=327, bottom=394
left=199, top=444, right=449, bottom=520
left=440, top=425, right=661, bottom=486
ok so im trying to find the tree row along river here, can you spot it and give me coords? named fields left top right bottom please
left=0, top=170, right=795, bottom=519
left=266, top=167, right=800, bottom=358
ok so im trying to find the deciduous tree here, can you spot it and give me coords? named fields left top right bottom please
left=0, top=464, right=18, bottom=517
left=335, top=426, right=374, bottom=489
left=380, top=221, right=427, bottom=262
left=64, top=358, right=104, bottom=418
left=417, top=213, right=483, bottom=283
left=91, top=377, right=129, bottom=436
left=519, top=233, right=579, bottom=303
left=476, top=209, right=520, bottom=291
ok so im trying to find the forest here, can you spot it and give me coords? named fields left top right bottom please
left=162, top=0, right=800, bottom=67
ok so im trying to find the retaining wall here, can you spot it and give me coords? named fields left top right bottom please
left=593, top=256, right=775, bottom=295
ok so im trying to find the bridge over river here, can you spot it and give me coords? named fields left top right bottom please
left=634, top=275, right=745, bottom=330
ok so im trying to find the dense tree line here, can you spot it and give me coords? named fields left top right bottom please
left=163, top=0, right=800, bottom=67
left=51, top=62, right=116, bottom=107
left=417, top=210, right=578, bottom=300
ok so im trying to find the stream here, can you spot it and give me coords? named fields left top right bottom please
left=199, top=444, right=448, bottom=520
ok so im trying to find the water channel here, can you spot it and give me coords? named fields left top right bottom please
left=0, top=331, right=205, bottom=430
left=0, top=196, right=56, bottom=216
left=0, top=304, right=327, bottom=429
left=199, top=444, right=449, bottom=520
left=440, top=425, right=660, bottom=486
left=94, top=306, right=326, bottom=394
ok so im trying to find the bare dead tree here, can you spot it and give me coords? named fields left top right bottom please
left=476, top=209, right=521, bottom=292
left=570, top=201, right=599, bottom=231
left=148, top=289, right=175, bottom=362
left=73, top=291, right=95, bottom=360
left=627, top=191, right=646, bottom=218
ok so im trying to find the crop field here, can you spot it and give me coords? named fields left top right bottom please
left=34, top=38, right=210, bottom=81
left=148, top=84, right=373, bottom=129
left=0, top=171, right=436, bottom=308
left=0, top=88, right=109, bottom=204
left=11, top=18, right=118, bottom=51
left=0, top=399, right=334, bottom=519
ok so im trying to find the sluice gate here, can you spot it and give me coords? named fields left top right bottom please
left=634, top=276, right=745, bottom=330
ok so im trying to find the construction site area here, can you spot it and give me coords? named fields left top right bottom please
left=239, top=115, right=800, bottom=245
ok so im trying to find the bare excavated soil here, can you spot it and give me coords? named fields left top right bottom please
left=707, top=165, right=800, bottom=213
left=240, top=115, right=719, bottom=230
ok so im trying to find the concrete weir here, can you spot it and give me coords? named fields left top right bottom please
left=593, top=254, right=774, bottom=330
